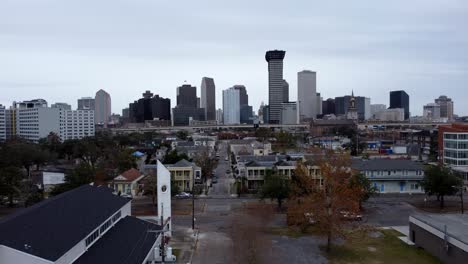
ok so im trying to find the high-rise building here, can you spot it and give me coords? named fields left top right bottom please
left=280, top=102, right=298, bottom=125
left=316, top=93, right=323, bottom=116
left=61, top=109, right=95, bottom=141
left=95, top=89, right=111, bottom=125
left=374, top=108, right=405, bottom=121
left=435, top=95, right=454, bottom=120
left=297, top=70, right=317, bottom=120
left=233, top=85, right=248, bottom=106
left=438, top=123, right=468, bottom=167
left=0, top=105, right=6, bottom=141
left=335, top=95, right=371, bottom=120
left=173, top=83, right=205, bottom=126
left=11, top=99, right=93, bottom=142
left=172, top=106, right=205, bottom=126
left=222, top=87, right=240, bottom=125
left=177, top=84, right=197, bottom=108
left=128, top=91, right=171, bottom=123
left=51, top=103, right=72, bottom=110
left=265, top=50, right=286, bottom=124
left=389, top=90, right=409, bottom=120
left=423, top=103, right=441, bottom=120
left=216, top=109, right=223, bottom=124
left=122, top=108, right=129, bottom=118
left=370, top=104, right=387, bottom=118
left=322, top=98, right=335, bottom=115
left=77, top=97, right=95, bottom=110
left=282, top=80, right=289, bottom=103
left=232, top=85, right=253, bottom=124
left=200, top=77, right=216, bottom=121
left=240, top=105, right=253, bottom=124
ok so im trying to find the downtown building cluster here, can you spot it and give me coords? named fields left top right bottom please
left=0, top=89, right=112, bottom=142
left=115, top=49, right=459, bottom=128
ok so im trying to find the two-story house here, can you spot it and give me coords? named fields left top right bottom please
left=165, top=159, right=202, bottom=191
left=352, top=159, right=425, bottom=193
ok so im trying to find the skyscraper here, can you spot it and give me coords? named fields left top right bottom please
left=173, top=83, right=205, bottom=126
left=265, top=50, right=286, bottom=124
left=435, top=95, right=454, bottom=120
left=77, top=97, right=95, bottom=110
left=200, top=77, right=216, bottom=121
left=233, top=85, right=248, bottom=106
left=95, top=89, right=111, bottom=125
left=297, top=70, right=317, bottom=120
left=322, top=98, right=336, bottom=115
left=423, top=103, right=441, bottom=120
left=222, top=87, right=240, bottom=125
left=177, top=84, right=197, bottom=108
left=128, top=91, right=171, bottom=123
left=335, top=95, right=371, bottom=120
left=0, top=105, right=5, bottom=141
left=389, top=90, right=409, bottom=120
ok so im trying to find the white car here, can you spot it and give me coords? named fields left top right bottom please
left=175, top=192, right=192, bottom=199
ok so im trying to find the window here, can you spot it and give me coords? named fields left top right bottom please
left=410, top=183, right=419, bottom=190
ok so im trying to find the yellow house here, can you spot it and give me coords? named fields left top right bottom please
left=165, top=159, right=201, bottom=192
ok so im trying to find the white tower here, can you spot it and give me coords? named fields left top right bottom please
left=157, top=160, right=172, bottom=236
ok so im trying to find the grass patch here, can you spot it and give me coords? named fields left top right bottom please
left=172, top=248, right=181, bottom=260
left=323, top=229, right=442, bottom=264
left=269, top=225, right=325, bottom=238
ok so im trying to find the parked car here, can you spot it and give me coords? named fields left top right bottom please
left=212, top=176, right=218, bottom=184
left=175, top=192, right=192, bottom=199
left=340, top=210, right=363, bottom=221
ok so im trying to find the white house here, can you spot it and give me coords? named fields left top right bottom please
left=0, top=185, right=166, bottom=264
left=352, top=159, right=425, bottom=193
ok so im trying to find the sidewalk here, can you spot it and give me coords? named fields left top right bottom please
left=171, top=227, right=199, bottom=263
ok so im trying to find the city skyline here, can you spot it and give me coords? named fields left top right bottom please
left=1, top=1, right=467, bottom=116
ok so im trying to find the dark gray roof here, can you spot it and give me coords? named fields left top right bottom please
left=165, top=159, right=198, bottom=168
left=238, top=154, right=289, bottom=164
left=74, top=216, right=161, bottom=264
left=245, top=160, right=275, bottom=167
left=352, top=159, right=424, bottom=171
left=177, top=141, right=195, bottom=147
left=0, top=185, right=130, bottom=261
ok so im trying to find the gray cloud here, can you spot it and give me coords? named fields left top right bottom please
left=0, top=0, right=467, bottom=116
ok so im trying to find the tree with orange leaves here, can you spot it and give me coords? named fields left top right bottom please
left=288, top=149, right=361, bottom=252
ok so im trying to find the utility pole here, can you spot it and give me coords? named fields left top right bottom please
left=192, top=172, right=195, bottom=230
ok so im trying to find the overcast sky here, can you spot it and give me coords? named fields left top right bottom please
left=1, top=0, right=467, bottom=116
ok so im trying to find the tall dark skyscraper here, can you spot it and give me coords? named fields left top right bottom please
left=233, top=85, right=248, bottom=106
left=176, top=84, right=197, bottom=108
left=128, top=90, right=171, bottom=123
left=265, top=50, right=286, bottom=124
left=200, top=77, right=216, bottom=121
left=322, top=98, right=336, bottom=115
left=389, top=90, right=410, bottom=120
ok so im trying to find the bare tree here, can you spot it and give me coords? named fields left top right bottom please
left=288, top=150, right=361, bottom=252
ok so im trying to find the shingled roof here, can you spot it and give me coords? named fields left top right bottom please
left=0, top=185, right=130, bottom=262
left=74, top=216, right=161, bottom=264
